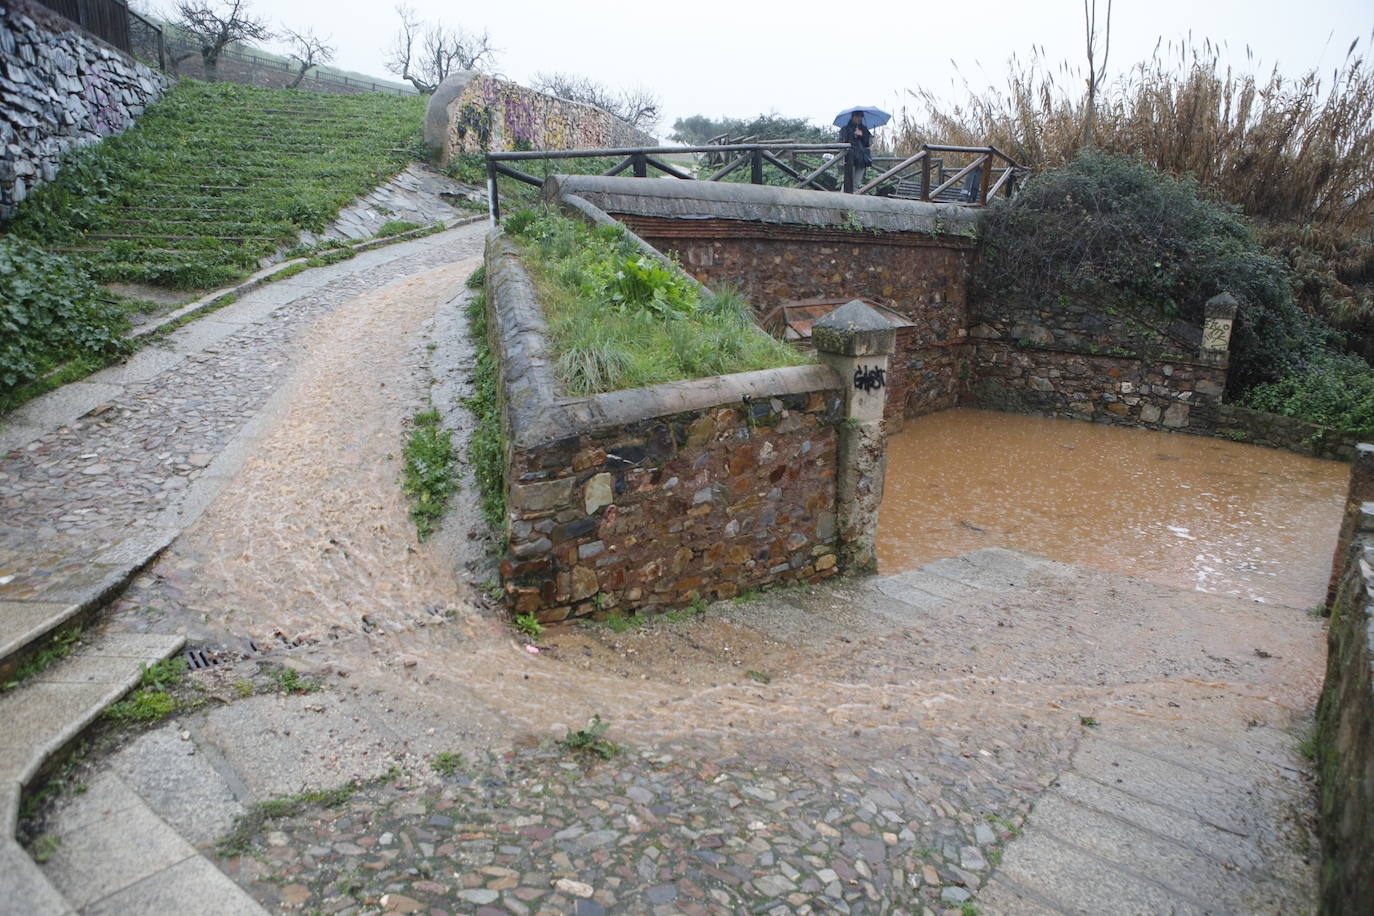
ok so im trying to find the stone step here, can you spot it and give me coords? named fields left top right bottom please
left=0, top=631, right=186, bottom=916
left=0, top=529, right=177, bottom=684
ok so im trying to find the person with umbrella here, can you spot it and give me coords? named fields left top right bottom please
left=834, top=106, right=890, bottom=192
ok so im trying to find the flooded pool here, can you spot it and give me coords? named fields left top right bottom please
left=878, top=409, right=1349, bottom=608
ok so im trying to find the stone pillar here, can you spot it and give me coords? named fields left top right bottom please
left=1201, top=292, right=1239, bottom=359
left=1327, top=443, right=1374, bottom=610
left=812, top=300, right=894, bottom=573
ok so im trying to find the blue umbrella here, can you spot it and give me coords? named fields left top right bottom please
left=833, top=106, right=891, bottom=129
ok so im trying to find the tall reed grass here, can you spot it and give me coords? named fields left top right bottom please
left=894, top=36, right=1374, bottom=349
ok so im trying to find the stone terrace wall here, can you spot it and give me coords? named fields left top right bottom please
left=425, top=71, right=655, bottom=163
left=485, top=233, right=844, bottom=623
left=1316, top=445, right=1374, bottom=913
left=972, top=344, right=1226, bottom=434
left=544, top=176, right=981, bottom=429
left=1218, top=405, right=1358, bottom=462
left=0, top=0, right=169, bottom=221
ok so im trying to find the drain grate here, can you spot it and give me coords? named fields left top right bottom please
left=184, top=647, right=224, bottom=670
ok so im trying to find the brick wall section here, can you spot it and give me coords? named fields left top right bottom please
left=1316, top=489, right=1374, bottom=913
left=485, top=232, right=843, bottom=623
left=617, top=215, right=976, bottom=426
left=0, top=0, right=169, bottom=220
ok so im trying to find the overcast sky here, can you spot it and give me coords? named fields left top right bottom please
left=241, top=0, right=1372, bottom=140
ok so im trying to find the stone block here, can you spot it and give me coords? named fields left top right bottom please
left=510, top=478, right=574, bottom=513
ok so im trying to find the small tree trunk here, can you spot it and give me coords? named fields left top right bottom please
left=289, top=63, right=308, bottom=89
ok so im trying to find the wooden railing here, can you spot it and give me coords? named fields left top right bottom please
left=483, top=142, right=1026, bottom=220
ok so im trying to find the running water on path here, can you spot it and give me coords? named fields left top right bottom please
left=878, top=409, right=1348, bottom=608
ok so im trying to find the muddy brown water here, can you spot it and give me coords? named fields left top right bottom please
left=878, top=408, right=1349, bottom=609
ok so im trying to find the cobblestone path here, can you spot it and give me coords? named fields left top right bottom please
left=0, top=225, right=486, bottom=603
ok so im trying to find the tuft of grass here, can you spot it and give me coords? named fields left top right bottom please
left=268, top=666, right=321, bottom=695
left=401, top=408, right=457, bottom=541
left=430, top=752, right=463, bottom=777
left=602, top=612, right=643, bottom=634
left=30, top=835, right=60, bottom=864
left=2, top=629, right=82, bottom=693
left=466, top=264, right=486, bottom=289
left=1078, top=715, right=1099, bottom=728
left=513, top=613, right=545, bottom=638
left=377, top=219, right=422, bottom=237
left=105, top=657, right=189, bottom=725
left=558, top=715, right=621, bottom=759
left=746, top=669, right=772, bottom=685
left=216, top=781, right=366, bottom=857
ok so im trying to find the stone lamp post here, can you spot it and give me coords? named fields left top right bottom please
left=812, top=300, right=895, bottom=573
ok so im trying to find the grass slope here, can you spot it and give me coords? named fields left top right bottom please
left=7, top=80, right=426, bottom=290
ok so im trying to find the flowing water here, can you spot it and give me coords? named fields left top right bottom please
left=878, top=409, right=1349, bottom=609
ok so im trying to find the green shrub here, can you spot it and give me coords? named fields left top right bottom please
left=976, top=150, right=1330, bottom=393
left=0, top=237, right=132, bottom=394
left=504, top=208, right=809, bottom=395
left=1243, top=352, right=1374, bottom=438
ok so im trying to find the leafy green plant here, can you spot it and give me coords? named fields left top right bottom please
left=1078, top=715, right=1099, bottom=728
left=746, top=669, right=771, bottom=684
left=558, top=715, right=621, bottom=759
left=466, top=264, right=486, bottom=289
left=30, top=835, right=60, bottom=864
left=431, top=751, right=463, bottom=777
left=513, top=613, right=545, bottom=637
left=104, top=657, right=189, bottom=725
left=0, top=238, right=133, bottom=397
left=1242, top=351, right=1374, bottom=438
left=401, top=408, right=457, bottom=540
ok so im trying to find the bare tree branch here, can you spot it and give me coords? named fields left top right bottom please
left=1083, top=0, right=1113, bottom=142
left=282, top=27, right=336, bottom=89
left=173, top=0, right=272, bottom=81
left=385, top=4, right=496, bottom=94
left=531, top=71, right=661, bottom=131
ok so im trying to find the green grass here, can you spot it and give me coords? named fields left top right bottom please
left=268, top=666, right=321, bottom=695
left=401, top=408, right=457, bottom=541
left=104, top=657, right=190, bottom=725
left=2, top=629, right=82, bottom=693
left=430, top=752, right=463, bottom=777
left=462, top=292, right=506, bottom=530
left=513, top=613, right=545, bottom=638
left=505, top=209, right=811, bottom=395
left=6, top=80, right=426, bottom=291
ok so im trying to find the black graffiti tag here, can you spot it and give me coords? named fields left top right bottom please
left=853, top=365, right=886, bottom=392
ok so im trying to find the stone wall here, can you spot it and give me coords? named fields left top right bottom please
left=1217, top=405, right=1358, bottom=462
left=971, top=343, right=1226, bottom=434
left=0, top=0, right=169, bottom=221
left=425, top=71, right=655, bottom=162
left=1316, top=445, right=1374, bottom=913
left=485, top=232, right=845, bottom=623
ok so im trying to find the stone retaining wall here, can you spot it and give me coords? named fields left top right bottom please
left=1216, top=404, right=1357, bottom=462
left=425, top=71, right=655, bottom=163
left=484, top=232, right=845, bottom=623
left=0, top=0, right=169, bottom=221
left=971, top=342, right=1226, bottom=434
left=1316, top=444, right=1374, bottom=913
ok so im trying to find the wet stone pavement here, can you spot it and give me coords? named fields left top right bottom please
left=0, top=227, right=486, bottom=598
left=222, top=737, right=1033, bottom=916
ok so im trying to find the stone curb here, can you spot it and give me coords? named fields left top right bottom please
left=0, top=631, right=187, bottom=916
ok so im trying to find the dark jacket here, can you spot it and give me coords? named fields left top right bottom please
left=840, top=122, right=872, bottom=166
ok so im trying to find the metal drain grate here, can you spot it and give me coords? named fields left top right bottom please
left=184, top=647, right=224, bottom=670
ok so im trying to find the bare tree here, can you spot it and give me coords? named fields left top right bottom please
left=1082, top=0, right=1113, bottom=142
left=173, top=0, right=272, bottom=82
left=531, top=72, right=661, bottom=132
left=282, top=27, right=336, bottom=89
left=385, top=4, right=497, bottom=94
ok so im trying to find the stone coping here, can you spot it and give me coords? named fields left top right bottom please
left=542, top=174, right=980, bottom=236
left=484, top=232, right=839, bottom=451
